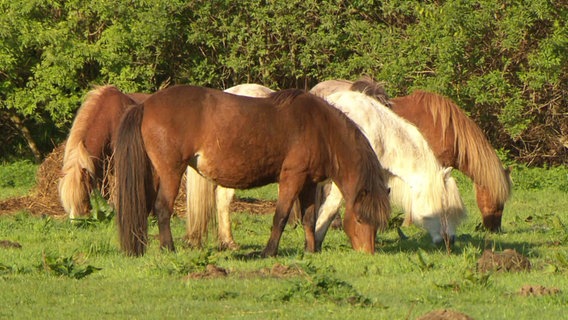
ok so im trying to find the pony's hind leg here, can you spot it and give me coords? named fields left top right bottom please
left=153, top=171, right=184, bottom=252
left=216, top=186, right=238, bottom=250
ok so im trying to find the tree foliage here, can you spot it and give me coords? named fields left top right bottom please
left=1, top=0, right=566, bottom=165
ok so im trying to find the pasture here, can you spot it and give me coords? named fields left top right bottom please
left=0, top=162, right=567, bottom=319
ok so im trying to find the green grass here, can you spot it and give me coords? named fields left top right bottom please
left=0, top=160, right=37, bottom=200
left=0, top=163, right=567, bottom=319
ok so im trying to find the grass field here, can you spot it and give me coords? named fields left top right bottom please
left=0, top=163, right=567, bottom=319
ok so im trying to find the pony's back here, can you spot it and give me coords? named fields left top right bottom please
left=327, top=90, right=441, bottom=188
left=310, top=79, right=352, bottom=98
left=225, top=83, right=275, bottom=97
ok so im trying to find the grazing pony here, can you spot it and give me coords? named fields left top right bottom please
left=185, top=84, right=275, bottom=249
left=391, top=92, right=511, bottom=231
left=311, top=86, right=465, bottom=247
left=311, top=78, right=511, bottom=232
left=58, top=86, right=149, bottom=219
left=114, top=85, right=391, bottom=257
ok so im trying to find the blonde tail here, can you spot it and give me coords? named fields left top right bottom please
left=185, top=167, right=217, bottom=247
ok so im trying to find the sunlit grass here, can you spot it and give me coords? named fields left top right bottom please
left=0, top=164, right=567, bottom=319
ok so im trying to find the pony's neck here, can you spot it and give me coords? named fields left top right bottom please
left=326, top=126, right=374, bottom=201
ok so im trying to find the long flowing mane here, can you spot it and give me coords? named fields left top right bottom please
left=62, top=85, right=115, bottom=167
left=397, top=91, right=511, bottom=204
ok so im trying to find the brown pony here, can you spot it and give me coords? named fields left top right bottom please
left=114, top=85, right=391, bottom=257
left=311, top=78, right=512, bottom=231
left=391, top=91, right=511, bottom=231
left=58, top=86, right=149, bottom=219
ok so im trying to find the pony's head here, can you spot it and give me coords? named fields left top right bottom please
left=342, top=160, right=391, bottom=253
left=404, top=167, right=466, bottom=245
left=343, top=202, right=377, bottom=253
left=476, top=166, right=512, bottom=231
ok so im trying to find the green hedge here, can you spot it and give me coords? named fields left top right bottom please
left=1, top=0, right=566, bottom=164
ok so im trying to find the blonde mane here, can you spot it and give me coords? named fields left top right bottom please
left=59, top=85, right=115, bottom=218
left=409, top=91, right=512, bottom=204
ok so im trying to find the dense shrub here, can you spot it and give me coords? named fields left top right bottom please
left=1, top=0, right=566, bottom=164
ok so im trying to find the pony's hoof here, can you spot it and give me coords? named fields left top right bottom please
left=182, top=235, right=203, bottom=249
left=219, top=241, right=240, bottom=251
left=432, top=234, right=456, bottom=246
left=261, top=249, right=277, bottom=258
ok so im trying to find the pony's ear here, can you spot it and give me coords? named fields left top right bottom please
left=443, top=167, right=453, bottom=179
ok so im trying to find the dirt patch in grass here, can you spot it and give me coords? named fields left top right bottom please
left=477, top=249, right=531, bottom=273
left=0, top=144, right=275, bottom=217
left=185, top=264, right=229, bottom=280
left=519, top=285, right=561, bottom=296
left=184, top=263, right=305, bottom=281
left=230, top=197, right=276, bottom=215
left=256, top=263, right=306, bottom=278
left=0, top=240, right=22, bottom=249
left=417, top=309, right=474, bottom=320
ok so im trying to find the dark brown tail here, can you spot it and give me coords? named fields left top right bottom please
left=115, top=105, right=154, bottom=256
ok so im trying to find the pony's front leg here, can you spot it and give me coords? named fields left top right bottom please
left=262, top=179, right=302, bottom=257
left=262, top=199, right=296, bottom=257
left=298, top=183, right=317, bottom=253
left=314, top=182, right=344, bottom=251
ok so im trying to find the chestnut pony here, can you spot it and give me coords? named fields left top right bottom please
left=58, top=86, right=149, bottom=219
left=114, top=85, right=390, bottom=257
left=311, top=78, right=511, bottom=231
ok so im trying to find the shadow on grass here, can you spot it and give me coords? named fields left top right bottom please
left=377, top=230, right=538, bottom=257
left=230, top=244, right=327, bottom=261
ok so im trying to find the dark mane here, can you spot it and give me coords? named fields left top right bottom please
left=350, top=76, right=392, bottom=108
left=269, top=89, right=305, bottom=107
